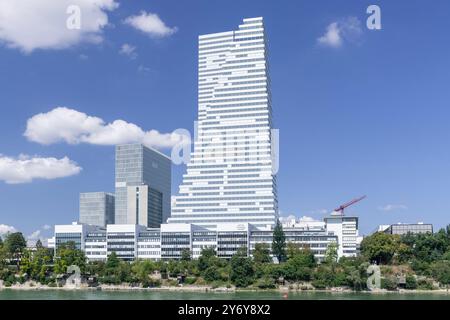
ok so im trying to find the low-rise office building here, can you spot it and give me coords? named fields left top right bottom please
left=250, top=228, right=338, bottom=261
left=324, top=214, right=359, bottom=258
left=377, top=222, right=433, bottom=235
left=55, top=222, right=101, bottom=252
left=54, top=216, right=357, bottom=262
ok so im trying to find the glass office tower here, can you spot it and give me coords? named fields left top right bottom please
left=115, top=144, right=171, bottom=227
left=169, top=17, right=278, bottom=230
left=79, top=192, right=115, bottom=227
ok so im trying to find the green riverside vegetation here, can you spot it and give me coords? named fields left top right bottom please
left=1, top=224, right=450, bottom=290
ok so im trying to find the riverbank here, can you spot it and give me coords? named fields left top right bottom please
left=2, top=281, right=450, bottom=295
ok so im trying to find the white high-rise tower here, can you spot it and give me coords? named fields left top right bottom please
left=168, top=17, right=278, bottom=230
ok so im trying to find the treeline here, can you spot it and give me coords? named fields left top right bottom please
left=359, top=225, right=450, bottom=289
left=1, top=223, right=450, bottom=290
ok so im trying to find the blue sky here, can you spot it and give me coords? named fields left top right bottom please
left=0, top=0, right=449, bottom=240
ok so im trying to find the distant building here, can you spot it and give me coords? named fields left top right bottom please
left=281, top=217, right=326, bottom=231
left=47, top=236, right=55, bottom=249
left=79, top=192, right=115, bottom=227
left=377, top=222, right=433, bottom=235
left=324, top=214, right=359, bottom=258
left=126, top=185, right=163, bottom=228
left=115, top=144, right=171, bottom=227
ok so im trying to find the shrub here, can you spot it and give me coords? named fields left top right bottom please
left=405, top=275, right=417, bottom=290
left=6, top=274, right=15, bottom=285
left=411, top=259, right=430, bottom=275
left=194, top=277, right=207, bottom=286
left=417, top=278, right=434, bottom=290
left=203, top=266, right=221, bottom=282
left=184, top=277, right=197, bottom=285
left=142, top=278, right=161, bottom=288
left=430, top=261, right=450, bottom=285
left=167, top=279, right=178, bottom=287
left=381, top=277, right=397, bottom=291
left=211, top=281, right=229, bottom=289
left=311, top=279, right=327, bottom=289
left=255, top=277, right=276, bottom=289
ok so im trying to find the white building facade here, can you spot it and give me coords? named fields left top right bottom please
left=168, top=17, right=278, bottom=230
left=324, top=214, right=359, bottom=258
left=54, top=217, right=357, bottom=262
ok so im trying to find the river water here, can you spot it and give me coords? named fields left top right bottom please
left=1, top=289, right=450, bottom=300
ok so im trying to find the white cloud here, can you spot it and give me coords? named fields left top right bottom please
left=24, top=107, right=186, bottom=149
left=299, top=215, right=317, bottom=222
left=42, top=224, right=51, bottom=230
left=317, top=17, right=362, bottom=48
left=27, top=230, right=41, bottom=240
left=309, top=209, right=328, bottom=215
left=0, top=154, right=81, bottom=184
left=124, top=11, right=177, bottom=37
left=0, top=224, right=17, bottom=237
left=378, top=204, right=408, bottom=212
left=119, top=43, right=137, bottom=59
left=0, top=0, right=119, bottom=53
left=318, top=22, right=342, bottom=48
left=279, top=214, right=296, bottom=223
left=138, top=65, right=152, bottom=73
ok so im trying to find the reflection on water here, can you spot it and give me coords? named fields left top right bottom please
left=1, top=289, right=450, bottom=300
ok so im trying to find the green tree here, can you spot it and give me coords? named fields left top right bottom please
left=411, top=231, right=448, bottom=263
left=312, top=265, right=347, bottom=288
left=360, top=232, right=399, bottom=264
left=86, top=260, right=105, bottom=277
left=272, top=220, right=286, bottom=263
left=105, top=252, right=120, bottom=270
left=198, top=247, right=217, bottom=272
left=4, top=232, right=27, bottom=263
left=430, top=260, right=450, bottom=286
left=100, top=252, right=131, bottom=284
left=54, top=242, right=86, bottom=274
left=203, top=265, right=221, bottom=282
left=442, top=250, right=450, bottom=261
left=283, top=246, right=316, bottom=281
left=35, top=239, right=43, bottom=249
left=131, top=260, right=156, bottom=284
left=324, top=242, right=339, bottom=265
left=230, top=247, right=254, bottom=287
left=167, top=260, right=183, bottom=277
left=346, top=267, right=366, bottom=291
left=0, top=245, right=7, bottom=268
left=253, top=243, right=272, bottom=264
left=181, top=248, right=192, bottom=262
left=19, top=246, right=53, bottom=283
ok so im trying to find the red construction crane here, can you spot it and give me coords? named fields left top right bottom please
left=334, top=195, right=366, bottom=216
